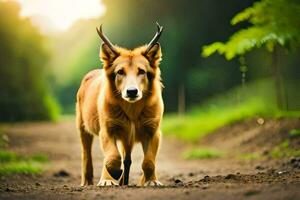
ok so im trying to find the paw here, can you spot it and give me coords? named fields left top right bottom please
left=97, top=179, right=119, bottom=187
left=81, top=179, right=93, bottom=187
left=144, top=180, right=163, bottom=187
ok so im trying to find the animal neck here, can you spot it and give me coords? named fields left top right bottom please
left=103, top=84, right=145, bottom=121
left=119, top=100, right=145, bottom=121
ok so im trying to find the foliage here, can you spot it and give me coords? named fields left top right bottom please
left=270, top=139, right=300, bottom=158
left=49, top=0, right=254, bottom=113
left=0, top=150, right=17, bottom=163
left=0, top=1, right=60, bottom=121
left=238, top=153, right=262, bottom=161
left=163, top=79, right=300, bottom=142
left=163, top=79, right=275, bottom=141
left=183, top=148, right=222, bottom=159
left=289, top=129, right=300, bottom=137
left=202, top=0, right=300, bottom=60
left=0, top=150, right=48, bottom=176
left=0, top=162, right=43, bottom=176
left=163, top=98, right=266, bottom=141
left=0, top=128, right=47, bottom=175
left=48, top=0, right=300, bottom=114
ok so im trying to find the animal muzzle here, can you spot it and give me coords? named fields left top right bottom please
left=126, top=87, right=138, bottom=98
left=122, top=86, right=142, bottom=103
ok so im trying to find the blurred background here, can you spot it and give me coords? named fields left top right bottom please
left=1, top=1, right=300, bottom=194
left=0, top=0, right=299, bottom=130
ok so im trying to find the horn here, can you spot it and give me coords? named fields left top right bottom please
left=96, top=25, right=118, bottom=55
left=145, top=22, right=163, bottom=53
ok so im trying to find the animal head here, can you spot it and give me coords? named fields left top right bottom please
left=97, top=23, right=163, bottom=103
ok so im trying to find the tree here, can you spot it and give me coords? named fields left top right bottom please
left=202, top=0, right=300, bottom=109
left=0, top=1, right=59, bottom=121
left=51, top=0, right=253, bottom=113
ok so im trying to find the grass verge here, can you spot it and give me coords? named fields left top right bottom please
left=0, top=161, right=43, bottom=175
left=163, top=79, right=300, bottom=142
left=269, top=139, right=300, bottom=158
left=0, top=129, right=48, bottom=176
left=238, top=153, right=262, bottom=161
left=237, top=136, right=300, bottom=161
left=0, top=150, right=48, bottom=176
left=183, top=148, right=222, bottom=159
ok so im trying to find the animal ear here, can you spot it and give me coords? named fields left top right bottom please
left=144, top=43, right=162, bottom=67
left=99, top=43, right=119, bottom=64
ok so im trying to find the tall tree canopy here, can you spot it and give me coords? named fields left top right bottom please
left=202, top=0, right=300, bottom=109
left=202, top=0, right=300, bottom=59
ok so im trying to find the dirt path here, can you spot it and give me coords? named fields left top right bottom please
left=1, top=119, right=300, bottom=200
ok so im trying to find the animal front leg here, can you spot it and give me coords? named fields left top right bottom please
left=140, top=131, right=163, bottom=186
left=119, top=140, right=133, bottom=186
left=97, top=131, right=123, bottom=186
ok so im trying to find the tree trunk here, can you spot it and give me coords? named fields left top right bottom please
left=178, top=84, right=185, bottom=116
left=272, top=47, right=284, bottom=110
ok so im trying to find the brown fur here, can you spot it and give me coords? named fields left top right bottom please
left=76, top=43, right=164, bottom=186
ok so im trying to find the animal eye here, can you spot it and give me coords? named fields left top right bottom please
left=138, top=69, right=146, bottom=75
left=117, top=69, right=125, bottom=75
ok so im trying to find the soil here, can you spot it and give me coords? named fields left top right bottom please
left=0, top=118, right=300, bottom=200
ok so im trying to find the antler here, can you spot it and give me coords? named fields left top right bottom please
left=145, top=22, right=163, bottom=53
left=96, top=25, right=118, bottom=55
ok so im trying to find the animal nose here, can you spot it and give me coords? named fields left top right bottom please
left=126, top=87, right=138, bottom=98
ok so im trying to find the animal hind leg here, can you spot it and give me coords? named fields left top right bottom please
left=80, top=128, right=94, bottom=186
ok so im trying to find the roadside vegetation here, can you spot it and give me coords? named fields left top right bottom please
left=179, top=126, right=300, bottom=160
left=0, top=129, right=48, bottom=176
left=183, top=148, right=222, bottom=159
left=163, top=79, right=300, bottom=142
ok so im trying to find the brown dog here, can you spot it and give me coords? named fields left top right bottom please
left=76, top=23, right=164, bottom=186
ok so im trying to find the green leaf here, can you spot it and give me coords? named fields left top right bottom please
left=202, top=42, right=225, bottom=57
left=231, top=7, right=254, bottom=25
left=202, top=0, right=300, bottom=59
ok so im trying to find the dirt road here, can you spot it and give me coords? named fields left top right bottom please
left=1, top=119, right=300, bottom=200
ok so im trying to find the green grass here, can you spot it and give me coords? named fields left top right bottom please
left=0, top=125, right=48, bottom=176
left=289, top=129, right=300, bottom=137
left=239, top=139, right=300, bottom=159
left=30, top=154, right=49, bottom=163
left=162, top=79, right=300, bottom=142
left=238, top=153, right=262, bottom=161
left=0, top=150, right=48, bottom=176
left=0, top=162, right=43, bottom=175
left=0, top=150, right=18, bottom=163
left=163, top=98, right=269, bottom=141
left=183, top=148, right=222, bottom=159
left=269, top=140, right=300, bottom=158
